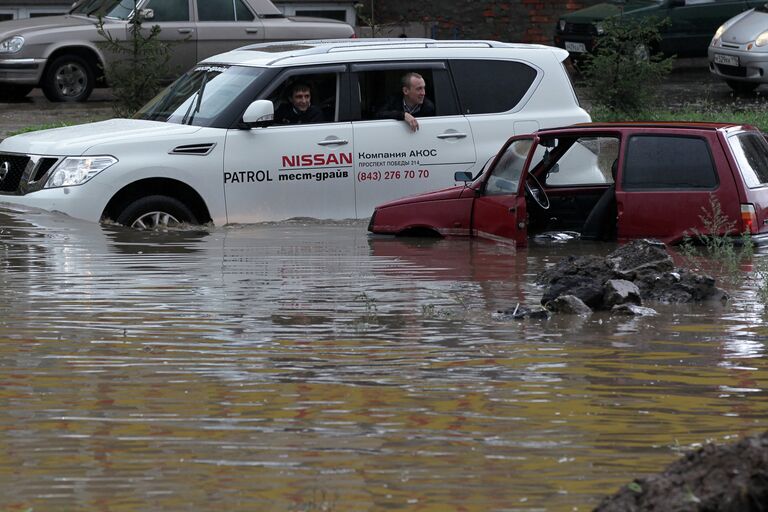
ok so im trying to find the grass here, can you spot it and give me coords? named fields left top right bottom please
left=590, top=104, right=768, bottom=131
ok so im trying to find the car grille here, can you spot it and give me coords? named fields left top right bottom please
left=715, top=64, right=747, bottom=77
left=0, top=153, right=60, bottom=195
left=560, top=22, right=597, bottom=36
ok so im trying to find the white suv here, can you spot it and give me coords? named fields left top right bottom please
left=0, top=39, right=590, bottom=228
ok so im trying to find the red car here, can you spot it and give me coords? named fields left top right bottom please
left=368, top=122, right=768, bottom=247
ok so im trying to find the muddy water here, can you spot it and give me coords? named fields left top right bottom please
left=0, top=207, right=766, bottom=512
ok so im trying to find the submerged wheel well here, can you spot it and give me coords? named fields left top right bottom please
left=102, top=178, right=212, bottom=225
left=397, top=226, right=442, bottom=238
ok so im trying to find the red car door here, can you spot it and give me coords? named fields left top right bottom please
left=470, top=136, right=538, bottom=246
left=616, top=132, right=740, bottom=243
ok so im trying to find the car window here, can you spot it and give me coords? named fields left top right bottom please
left=546, top=136, right=618, bottom=186
left=198, top=0, right=255, bottom=21
left=623, top=135, right=718, bottom=190
left=450, top=59, right=538, bottom=114
left=146, top=0, right=190, bottom=21
left=484, top=138, right=534, bottom=195
left=354, top=66, right=458, bottom=120
left=728, top=131, right=768, bottom=188
left=264, top=72, right=339, bottom=124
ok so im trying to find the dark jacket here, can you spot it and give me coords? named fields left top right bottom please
left=274, top=103, right=325, bottom=125
left=375, top=96, right=435, bottom=121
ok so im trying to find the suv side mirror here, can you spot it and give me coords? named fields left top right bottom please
left=242, top=100, right=274, bottom=128
left=454, top=171, right=473, bottom=182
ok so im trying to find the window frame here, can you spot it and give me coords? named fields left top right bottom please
left=348, top=61, right=459, bottom=122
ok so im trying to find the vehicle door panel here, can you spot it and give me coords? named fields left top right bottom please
left=616, top=132, right=740, bottom=242
left=663, top=0, right=749, bottom=56
left=194, top=0, right=264, bottom=60
left=544, top=187, right=609, bottom=232
left=470, top=136, right=538, bottom=246
left=223, top=123, right=355, bottom=223
left=144, top=0, right=197, bottom=75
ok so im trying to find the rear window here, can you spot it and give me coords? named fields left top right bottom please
left=450, top=60, right=537, bottom=114
left=623, top=135, right=718, bottom=190
left=728, top=131, right=768, bottom=188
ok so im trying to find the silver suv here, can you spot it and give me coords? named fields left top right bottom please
left=0, top=0, right=354, bottom=102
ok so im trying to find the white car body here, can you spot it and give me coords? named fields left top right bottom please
left=0, top=39, right=590, bottom=228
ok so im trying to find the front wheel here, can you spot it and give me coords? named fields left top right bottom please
left=116, top=195, right=198, bottom=229
left=41, top=54, right=95, bottom=102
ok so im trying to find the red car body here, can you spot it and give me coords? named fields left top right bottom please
left=368, top=122, right=768, bottom=247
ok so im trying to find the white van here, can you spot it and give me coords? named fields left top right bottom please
left=0, top=39, right=590, bottom=228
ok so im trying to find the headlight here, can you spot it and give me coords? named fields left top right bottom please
left=756, top=30, right=768, bottom=47
left=45, top=156, right=117, bottom=188
left=595, top=23, right=604, bottom=35
left=711, top=24, right=726, bottom=45
left=0, top=36, right=24, bottom=53
left=558, top=19, right=566, bottom=32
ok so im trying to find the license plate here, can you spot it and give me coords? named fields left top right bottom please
left=714, top=53, right=739, bottom=67
left=565, top=41, right=587, bottom=53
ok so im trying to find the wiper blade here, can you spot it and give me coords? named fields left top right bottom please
left=182, top=71, right=209, bottom=125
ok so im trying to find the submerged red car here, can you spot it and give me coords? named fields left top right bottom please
left=368, top=123, right=768, bottom=247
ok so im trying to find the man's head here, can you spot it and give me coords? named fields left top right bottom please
left=289, top=83, right=312, bottom=112
left=401, top=72, right=426, bottom=108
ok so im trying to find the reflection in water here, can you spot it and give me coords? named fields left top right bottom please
left=0, top=207, right=766, bottom=511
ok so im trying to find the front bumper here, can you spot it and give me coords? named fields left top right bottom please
left=0, top=183, right=110, bottom=223
left=0, top=58, right=46, bottom=85
left=708, top=46, right=768, bottom=84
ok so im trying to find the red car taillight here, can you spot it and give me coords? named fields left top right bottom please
left=741, top=203, right=758, bottom=234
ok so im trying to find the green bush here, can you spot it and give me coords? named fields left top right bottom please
left=582, top=16, right=674, bottom=114
left=97, top=2, right=173, bottom=118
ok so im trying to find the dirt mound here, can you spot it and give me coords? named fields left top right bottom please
left=594, top=431, right=768, bottom=512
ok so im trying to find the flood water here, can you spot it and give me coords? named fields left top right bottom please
left=1, top=206, right=767, bottom=512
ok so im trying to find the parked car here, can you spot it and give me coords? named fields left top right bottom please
left=0, top=0, right=354, bottom=102
left=555, top=0, right=765, bottom=59
left=708, top=3, right=768, bottom=92
left=0, top=38, right=590, bottom=229
left=368, top=122, right=768, bottom=247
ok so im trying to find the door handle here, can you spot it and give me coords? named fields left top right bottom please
left=317, top=139, right=349, bottom=146
left=177, top=28, right=194, bottom=34
left=437, top=133, right=468, bottom=139
left=246, top=28, right=259, bottom=34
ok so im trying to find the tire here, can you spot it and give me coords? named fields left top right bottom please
left=41, top=54, right=95, bottom=102
left=0, top=84, right=33, bottom=101
left=726, top=80, right=758, bottom=94
left=116, top=195, right=198, bottom=229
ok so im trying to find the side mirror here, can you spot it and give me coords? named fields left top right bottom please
left=454, top=171, right=473, bottom=182
left=242, top=100, right=274, bottom=128
left=139, top=8, right=154, bottom=20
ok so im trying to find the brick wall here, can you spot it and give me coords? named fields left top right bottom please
left=359, top=0, right=602, bottom=44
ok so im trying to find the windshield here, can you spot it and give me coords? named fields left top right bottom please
left=70, top=0, right=136, bottom=19
left=135, top=65, right=266, bottom=126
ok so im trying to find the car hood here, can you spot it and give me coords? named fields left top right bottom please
left=0, top=15, right=95, bottom=38
left=561, top=0, right=662, bottom=23
left=0, top=119, right=203, bottom=156
left=377, top=185, right=469, bottom=209
left=722, top=10, right=768, bottom=44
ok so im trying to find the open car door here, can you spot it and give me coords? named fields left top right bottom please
left=470, top=135, right=540, bottom=247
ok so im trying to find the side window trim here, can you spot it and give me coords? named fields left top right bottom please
left=350, top=61, right=447, bottom=72
left=257, top=65, right=347, bottom=100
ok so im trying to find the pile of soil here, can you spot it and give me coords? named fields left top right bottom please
left=594, top=431, right=768, bottom=511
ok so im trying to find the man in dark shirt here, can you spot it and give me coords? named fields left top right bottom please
left=274, top=82, right=325, bottom=125
left=376, top=72, right=435, bottom=132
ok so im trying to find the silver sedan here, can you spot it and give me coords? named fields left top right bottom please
left=708, top=3, right=768, bottom=93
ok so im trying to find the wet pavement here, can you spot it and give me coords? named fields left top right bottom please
left=0, top=208, right=766, bottom=511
